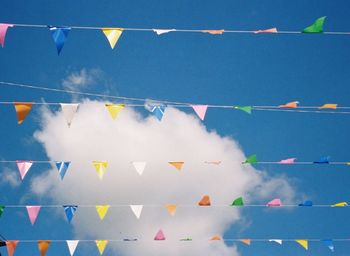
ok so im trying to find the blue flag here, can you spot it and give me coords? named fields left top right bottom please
left=298, top=200, right=313, bottom=207
left=55, top=162, right=70, bottom=180
left=322, top=239, right=334, bottom=252
left=63, top=205, right=78, bottom=223
left=313, top=156, right=330, bottom=164
left=49, top=26, right=71, bottom=55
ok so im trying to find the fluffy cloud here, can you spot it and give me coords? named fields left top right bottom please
left=62, top=68, right=103, bottom=91
left=30, top=100, right=296, bottom=256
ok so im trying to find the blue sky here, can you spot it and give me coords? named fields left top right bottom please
left=1, top=0, right=350, bottom=255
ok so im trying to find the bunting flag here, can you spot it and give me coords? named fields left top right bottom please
left=26, top=205, right=41, bottom=225
left=66, top=240, right=79, bottom=256
left=180, top=238, right=192, bottom=241
left=322, top=239, right=334, bottom=252
left=269, top=239, right=282, bottom=245
left=102, top=28, right=123, bottom=49
left=319, top=103, right=337, bottom=109
left=154, top=229, right=166, bottom=240
left=150, top=105, right=166, bottom=121
left=279, top=101, right=299, bottom=108
left=313, top=156, right=330, bottom=164
left=38, top=240, right=51, bottom=256
left=6, top=241, right=19, bottom=256
left=204, top=161, right=222, bottom=165
left=254, top=27, right=278, bottom=34
left=240, top=239, right=251, bottom=245
left=234, top=106, right=252, bottom=114
left=191, top=105, right=208, bottom=120
left=0, top=205, right=4, bottom=217
left=132, top=161, right=147, bottom=176
left=303, top=16, right=326, bottom=33
left=165, top=204, right=177, bottom=216
left=130, top=205, right=143, bottom=219
left=14, top=102, right=33, bottom=124
left=60, top=103, right=79, bottom=127
left=198, top=195, right=211, bottom=206
left=243, top=154, right=257, bottom=164
left=92, top=161, right=108, bottom=180
left=267, top=198, right=282, bottom=207
left=49, top=26, right=71, bottom=55
left=279, top=158, right=296, bottom=164
left=55, top=161, right=70, bottom=180
left=0, top=23, right=14, bottom=47
left=153, top=29, right=176, bottom=35
left=299, top=200, right=313, bottom=206
left=295, top=239, right=308, bottom=250
left=16, top=160, right=33, bottom=180
left=96, top=205, right=110, bottom=220
left=168, top=161, right=184, bottom=171
left=331, top=202, right=348, bottom=207
left=63, top=205, right=78, bottom=223
left=210, top=235, right=221, bottom=240
left=231, top=197, right=244, bottom=206
left=105, top=104, right=125, bottom=119
left=202, top=29, right=225, bottom=35
left=96, top=240, right=108, bottom=255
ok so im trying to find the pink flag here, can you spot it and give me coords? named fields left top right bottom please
left=16, top=160, right=33, bottom=180
left=154, top=229, right=166, bottom=240
left=267, top=198, right=282, bottom=207
left=26, top=206, right=41, bottom=225
left=279, top=158, right=296, bottom=164
left=254, top=27, right=278, bottom=34
left=0, top=24, right=14, bottom=47
left=191, top=105, right=208, bottom=120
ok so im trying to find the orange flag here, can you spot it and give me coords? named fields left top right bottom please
left=6, top=241, right=19, bottom=256
left=254, top=27, right=278, bottom=33
left=168, top=161, right=184, bottom=171
left=198, top=195, right=211, bottom=206
left=202, top=29, right=225, bottom=35
left=319, top=103, right=337, bottom=109
left=240, top=239, right=251, bottom=245
left=210, top=235, right=221, bottom=241
left=38, top=240, right=51, bottom=256
left=279, top=101, right=299, bottom=108
left=14, top=102, right=33, bottom=124
left=165, top=204, right=177, bottom=216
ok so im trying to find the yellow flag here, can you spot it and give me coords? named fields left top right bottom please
left=168, top=161, right=184, bottom=171
left=319, top=103, right=337, bottom=109
left=96, top=240, right=108, bottom=255
left=240, top=239, right=251, bottom=245
left=14, top=102, right=33, bottom=124
left=165, top=204, right=177, bottom=216
left=296, top=240, right=308, bottom=250
left=331, top=202, right=348, bottom=207
left=93, top=161, right=108, bottom=180
left=96, top=205, right=110, bottom=220
left=105, top=104, right=125, bottom=119
left=102, top=28, right=123, bottom=49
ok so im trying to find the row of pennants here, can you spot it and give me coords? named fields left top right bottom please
left=0, top=198, right=348, bottom=224
left=0, top=237, right=341, bottom=256
left=7, top=101, right=343, bottom=125
left=0, top=17, right=328, bottom=53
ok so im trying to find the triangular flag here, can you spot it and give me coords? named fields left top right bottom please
left=303, top=16, right=326, bottom=33
left=56, top=161, right=70, bottom=180
left=0, top=205, right=5, bottom=217
left=151, top=105, right=166, bottom=121
left=267, top=198, right=282, bottom=207
left=322, top=239, right=334, bottom=252
left=105, top=104, right=125, bottom=119
left=296, top=239, right=308, bottom=250
left=38, top=240, right=51, bottom=256
left=298, top=200, right=313, bottom=207
left=14, top=102, right=33, bottom=124
left=210, top=235, right=221, bottom=240
left=152, top=29, right=176, bottom=35
left=16, top=160, right=33, bottom=180
left=0, top=23, right=14, bottom=47
left=243, top=154, right=257, bottom=164
left=154, top=229, right=166, bottom=240
left=269, top=239, right=282, bottom=245
left=6, top=241, right=19, bottom=256
left=279, top=158, right=296, bottom=164
left=201, top=29, right=225, bottom=35
left=49, top=26, right=71, bottom=55
left=26, top=205, right=41, bottom=225
left=191, top=105, right=208, bottom=120
left=60, top=103, right=79, bottom=127
left=231, top=197, right=244, bottom=206
left=234, top=106, right=252, bottom=114
left=96, top=240, right=108, bottom=255
left=165, top=204, right=177, bottom=216
left=130, top=205, right=143, bottom=219
left=168, top=161, right=184, bottom=171
left=313, top=156, right=330, bottom=164
left=132, top=161, right=147, bottom=176
left=96, top=205, right=110, bottom=220
left=63, top=205, right=78, bottom=223
left=102, top=28, right=123, bottom=49
left=93, top=161, right=108, bottom=180
left=254, top=27, right=278, bottom=34
left=331, top=202, right=348, bottom=207
left=240, top=239, right=251, bottom=245
left=279, top=101, right=299, bottom=108
left=66, top=240, right=79, bottom=256
left=198, top=195, right=211, bottom=206
left=204, top=161, right=222, bottom=165
left=319, top=103, right=337, bottom=109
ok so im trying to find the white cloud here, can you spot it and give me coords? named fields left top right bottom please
left=62, top=68, right=103, bottom=91
left=31, top=100, right=296, bottom=256
left=0, top=167, right=21, bottom=187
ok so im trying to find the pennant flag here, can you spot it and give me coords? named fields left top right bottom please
left=102, top=28, right=123, bottom=49
left=319, top=103, right=337, bottom=109
left=6, top=241, right=19, bottom=256
left=96, top=240, right=108, bottom=255
left=298, top=200, right=313, bottom=207
left=313, top=156, right=330, bottom=164
left=303, top=16, right=326, bottom=33
left=0, top=23, right=14, bottom=47
left=165, top=204, right=177, bottom=216
left=210, top=235, right=221, bottom=241
left=38, top=240, right=51, bottom=256
left=269, top=239, right=282, bottom=245
left=279, top=101, right=299, bottom=108
left=130, top=205, right=143, bottom=219
left=243, top=154, right=257, bottom=164
left=322, top=239, right=334, bottom=252
left=105, top=104, right=125, bottom=119
left=63, top=205, right=78, bottom=223
left=198, top=195, right=211, bottom=206
left=151, top=105, right=166, bottom=121
left=295, top=240, right=308, bottom=250
left=240, top=239, right=251, bottom=245
left=123, top=238, right=138, bottom=242
left=168, top=161, right=184, bottom=171
left=16, top=160, right=33, bottom=180
left=93, top=161, right=108, bottom=180
left=331, top=202, right=348, bottom=207
left=56, top=161, right=70, bottom=180
left=279, top=158, right=296, bottom=164
left=254, top=27, right=278, bottom=34
left=180, top=238, right=192, bottom=241
left=131, top=161, right=147, bottom=176
left=26, top=205, right=41, bottom=225
left=234, top=106, right=252, bottom=114
left=14, top=102, right=33, bottom=124
left=60, top=104, right=79, bottom=127
left=231, top=197, right=244, bottom=206
left=49, top=26, right=71, bottom=55
left=0, top=205, right=4, bottom=217
left=191, top=105, right=208, bottom=121
left=204, top=161, right=222, bottom=165
left=154, top=229, right=166, bottom=240
left=66, top=240, right=79, bottom=256
left=152, top=29, right=176, bottom=35
left=201, top=29, right=225, bottom=35
left=267, top=198, right=282, bottom=207
left=96, top=205, right=110, bottom=220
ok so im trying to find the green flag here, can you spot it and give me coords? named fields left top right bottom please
left=0, top=205, right=5, bottom=217
left=243, top=154, right=257, bottom=164
left=234, top=106, right=252, bottom=114
left=231, top=197, right=244, bottom=206
left=302, top=16, right=326, bottom=33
